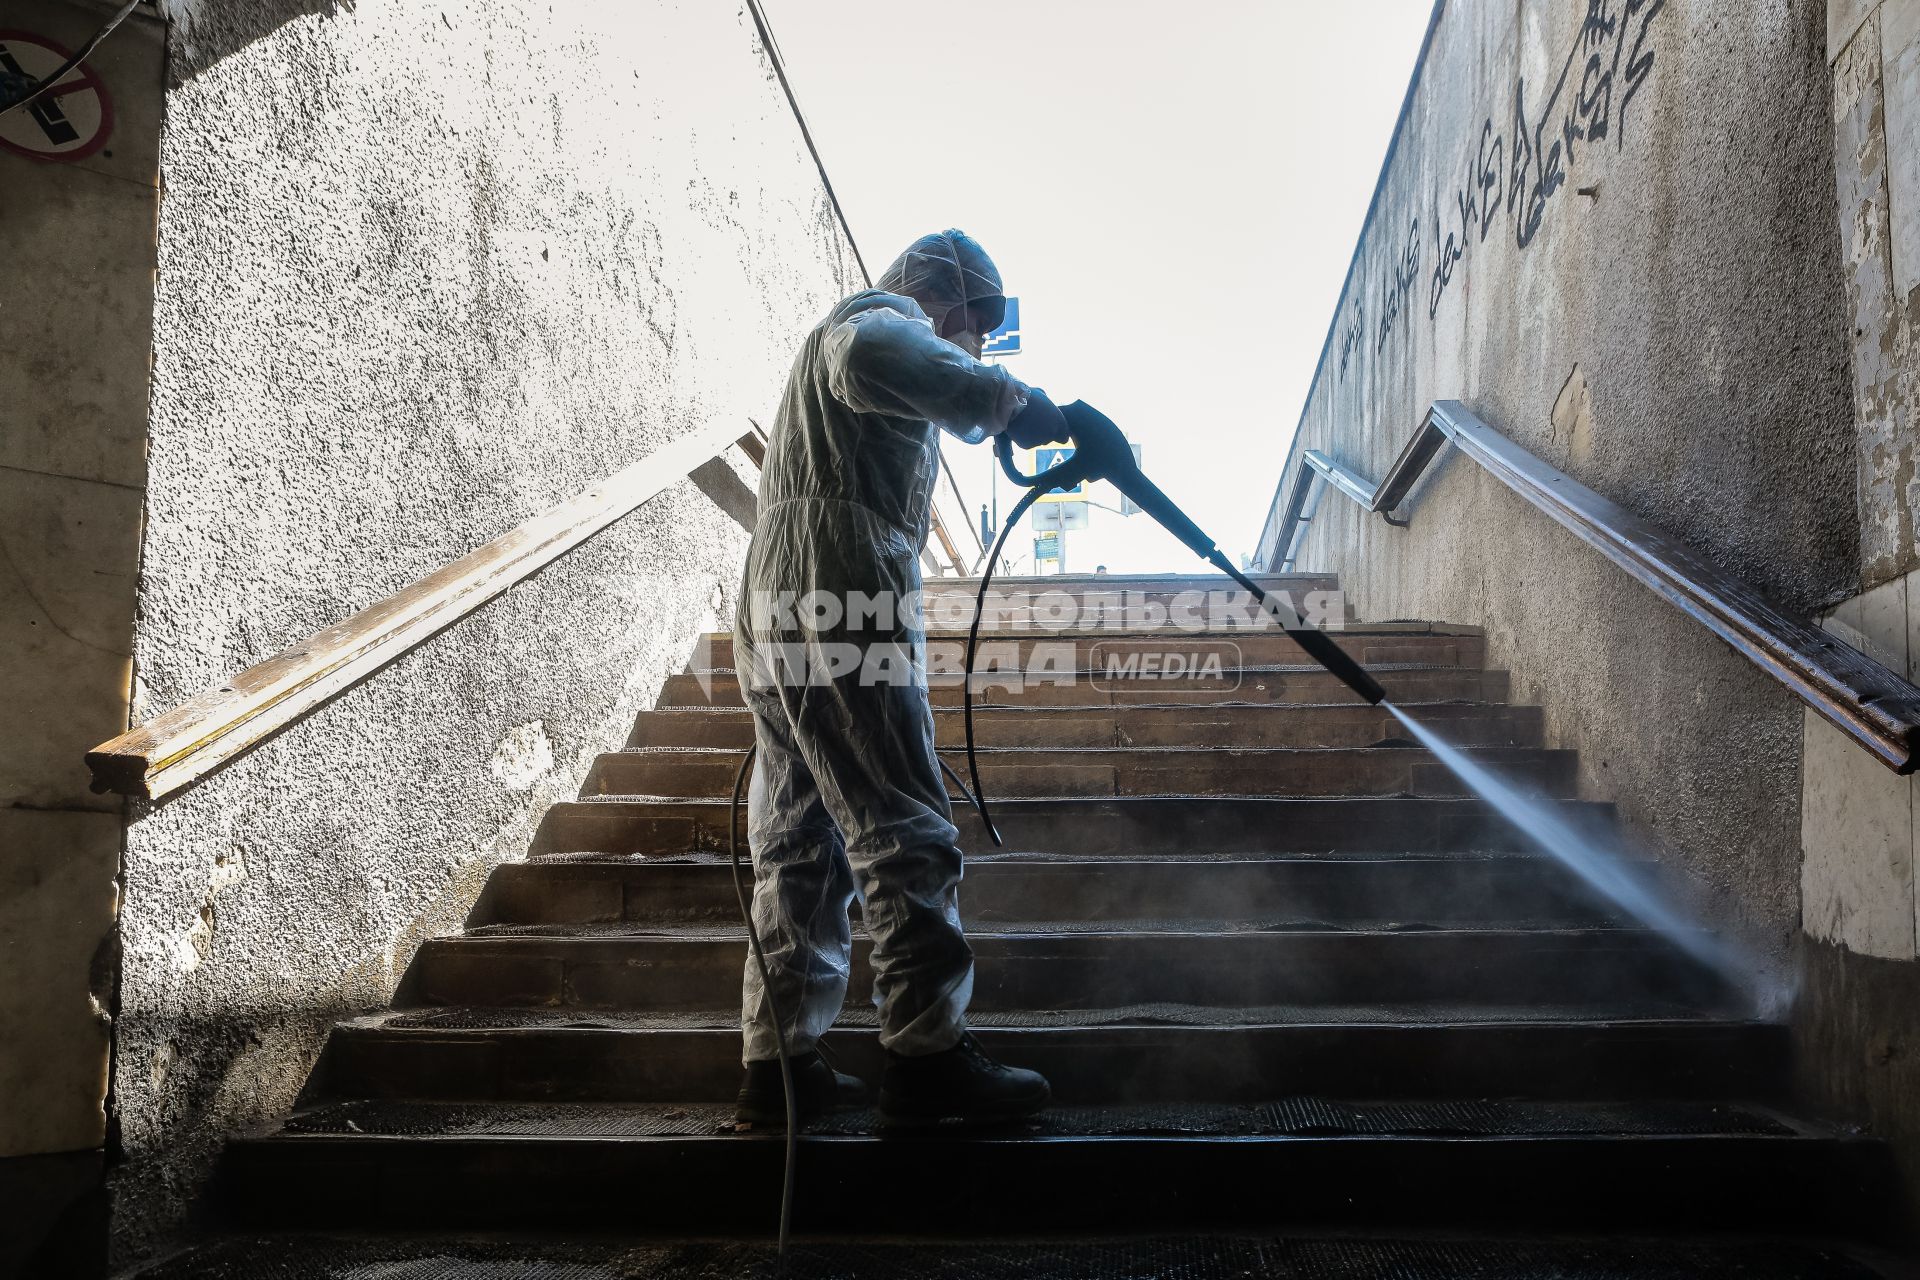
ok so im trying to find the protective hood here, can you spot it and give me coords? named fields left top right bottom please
left=873, top=229, right=1004, bottom=336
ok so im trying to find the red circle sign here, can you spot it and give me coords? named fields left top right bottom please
left=0, top=30, right=115, bottom=163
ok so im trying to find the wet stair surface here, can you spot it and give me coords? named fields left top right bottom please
left=143, top=574, right=1900, bottom=1276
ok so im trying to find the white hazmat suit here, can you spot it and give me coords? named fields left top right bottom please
left=736, top=230, right=1031, bottom=1062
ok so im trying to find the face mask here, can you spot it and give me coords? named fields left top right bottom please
left=948, top=330, right=983, bottom=359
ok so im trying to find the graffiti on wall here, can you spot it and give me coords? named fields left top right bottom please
left=1337, top=296, right=1367, bottom=380
left=1376, top=217, right=1423, bottom=354
left=1340, top=0, right=1670, bottom=384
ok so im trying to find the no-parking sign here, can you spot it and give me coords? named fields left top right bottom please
left=0, top=30, right=114, bottom=162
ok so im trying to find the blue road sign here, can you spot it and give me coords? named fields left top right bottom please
left=983, top=296, right=1021, bottom=357
left=1033, top=445, right=1084, bottom=497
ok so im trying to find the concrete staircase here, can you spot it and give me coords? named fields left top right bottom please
left=144, top=573, right=1898, bottom=1276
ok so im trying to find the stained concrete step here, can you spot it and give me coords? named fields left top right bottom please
left=583, top=745, right=1579, bottom=801
left=478, top=852, right=1635, bottom=929
left=320, top=1005, right=1784, bottom=1104
left=691, top=629, right=1487, bottom=673
left=120, top=1231, right=1898, bottom=1280
left=221, top=1099, right=1891, bottom=1236
left=532, top=796, right=1617, bottom=858
left=655, top=666, right=1510, bottom=709
left=407, top=925, right=1730, bottom=1013
left=628, top=700, right=1548, bottom=751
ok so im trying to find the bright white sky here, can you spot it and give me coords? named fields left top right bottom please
left=762, top=0, right=1434, bottom=572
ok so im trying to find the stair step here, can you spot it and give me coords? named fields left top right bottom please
left=271, top=1095, right=1801, bottom=1139
left=533, top=796, right=1617, bottom=858
left=691, top=629, right=1487, bottom=672
left=917, top=570, right=1341, bottom=600
left=656, top=666, right=1509, bottom=708
left=221, top=1099, right=1890, bottom=1235
left=479, top=852, right=1639, bottom=928
left=322, top=1005, right=1784, bottom=1103
left=585, top=745, right=1580, bottom=800
left=407, top=925, right=1731, bottom=1013
left=628, top=700, right=1547, bottom=750
left=121, top=1231, right=1895, bottom=1279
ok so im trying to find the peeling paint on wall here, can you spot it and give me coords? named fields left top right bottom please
left=489, top=721, right=555, bottom=792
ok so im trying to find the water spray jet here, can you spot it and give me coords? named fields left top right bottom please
left=964, top=400, right=1752, bottom=995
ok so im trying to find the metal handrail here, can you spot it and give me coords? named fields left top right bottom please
left=87, top=422, right=766, bottom=801
left=1303, top=450, right=1382, bottom=511
left=1279, top=399, right=1920, bottom=774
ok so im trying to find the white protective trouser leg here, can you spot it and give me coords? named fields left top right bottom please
left=739, top=669, right=974, bottom=1064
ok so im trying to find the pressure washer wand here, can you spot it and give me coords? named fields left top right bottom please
left=957, top=403, right=1388, bottom=845
left=995, top=401, right=1387, bottom=707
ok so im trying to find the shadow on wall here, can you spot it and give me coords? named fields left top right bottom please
left=688, top=457, right=758, bottom=534
left=160, top=0, right=354, bottom=83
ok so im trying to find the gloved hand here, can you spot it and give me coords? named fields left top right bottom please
left=1006, top=388, right=1070, bottom=449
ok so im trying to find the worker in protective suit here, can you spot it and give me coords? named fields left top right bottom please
left=734, top=230, right=1067, bottom=1128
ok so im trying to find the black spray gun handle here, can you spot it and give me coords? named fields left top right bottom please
left=992, top=403, right=1386, bottom=707
left=995, top=403, right=1213, bottom=558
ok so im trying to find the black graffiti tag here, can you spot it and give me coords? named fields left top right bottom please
left=1338, top=297, right=1367, bottom=380
left=1376, top=216, right=1422, bottom=355
left=1472, top=119, right=1504, bottom=242
left=1342, top=0, right=1669, bottom=378
left=1512, top=0, right=1664, bottom=248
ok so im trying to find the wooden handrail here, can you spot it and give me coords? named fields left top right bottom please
left=87, top=422, right=766, bottom=801
left=1280, top=400, right=1920, bottom=774
left=736, top=420, right=770, bottom=468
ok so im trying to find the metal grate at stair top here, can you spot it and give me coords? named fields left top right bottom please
left=277, top=1098, right=1795, bottom=1140
left=127, top=1234, right=1885, bottom=1279
left=363, top=996, right=1740, bottom=1033
left=523, top=850, right=1570, bottom=865
left=705, top=662, right=1460, bottom=676
left=455, top=917, right=1627, bottom=939
left=612, top=744, right=1524, bottom=756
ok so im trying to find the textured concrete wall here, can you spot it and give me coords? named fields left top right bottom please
left=108, top=0, right=860, bottom=1259
left=1259, top=0, right=1855, bottom=974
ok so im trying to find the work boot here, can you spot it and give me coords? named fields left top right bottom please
left=878, top=1031, right=1051, bottom=1127
left=733, top=1049, right=867, bottom=1130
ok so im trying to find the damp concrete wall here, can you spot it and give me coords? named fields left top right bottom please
left=1258, top=0, right=1886, bottom=1169
left=1261, top=0, right=1855, bottom=963
left=72, top=0, right=861, bottom=1262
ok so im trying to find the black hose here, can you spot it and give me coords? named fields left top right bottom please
left=962, top=485, right=1044, bottom=848
left=727, top=743, right=798, bottom=1259
left=937, top=756, right=986, bottom=820
left=728, top=665, right=997, bottom=1264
